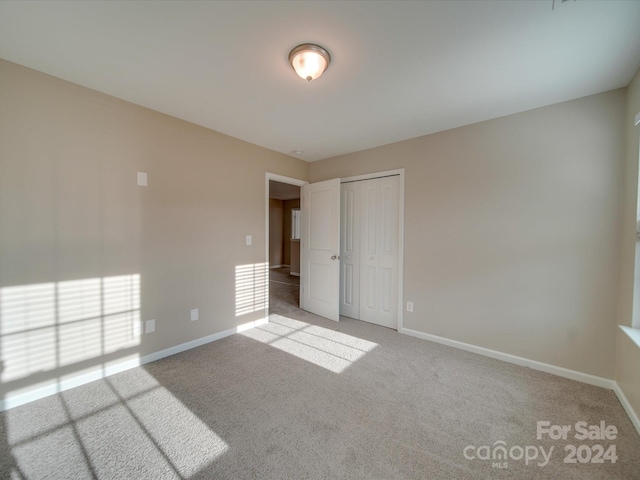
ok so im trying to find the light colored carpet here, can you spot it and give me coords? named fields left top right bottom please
left=269, top=267, right=299, bottom=309
left=1, top=270, right=638, bottom=479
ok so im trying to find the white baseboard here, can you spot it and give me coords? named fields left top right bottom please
left=401, top=327, right=615, bottom=390
left=0, top=316, right=268, bottom=411
left=269, top=265, right=290, bottom=269
left=290, top=272, right=300, bottom=277
left=612, top=382, right=640, bottom=437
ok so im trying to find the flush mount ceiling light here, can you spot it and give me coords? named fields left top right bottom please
left=288, top=44, right=331, bottom=82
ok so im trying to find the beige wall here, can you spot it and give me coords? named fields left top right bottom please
left=269, top=199, right=284, bottom=266
left=0, top=59, right=309, bottom=399
left=311, top=89, right=626, bottom=378
left=283, top=198, right=300, bottom=265
left=616, top=66, right=640, bottom=424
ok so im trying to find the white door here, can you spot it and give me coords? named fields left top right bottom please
left=359, top=178, right=381, bottom=325
left=370, top=176, right=399, bottom=328
left=300, top=178, right=341, bottom=322
left=340, top=176, right=399, bottom=329
left=340, top=181, right=361, bottom=319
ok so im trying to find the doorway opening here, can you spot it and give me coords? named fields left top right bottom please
left=266, top=174, right=306, bottom=317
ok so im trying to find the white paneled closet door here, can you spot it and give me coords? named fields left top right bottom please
left=340, top=176, right=399, bottom=329
left=340, top=181, right=361, bottom=320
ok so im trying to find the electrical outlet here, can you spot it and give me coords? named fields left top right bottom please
left=145, top=319, right=156, bottom=333
left=190, top=308, right=199, bottom=321
left=246, top=235, right=252, bottom=246
left=406, top=301, right=414, bottom=313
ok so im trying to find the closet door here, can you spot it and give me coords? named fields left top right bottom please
left=339, top=182, right=360, bottom=319
left=359, top=179, right=380, bottom=325
left=359, top=176, right=399, bottom=329
left=375, top=176, right=399, bottom=328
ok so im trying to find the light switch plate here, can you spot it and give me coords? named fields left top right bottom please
left=190, top=308, right=199, bottom=321
left=145, top=319, right=156, bottom=333
left=246, top=235, right=252, bottom=246
left=137, top=172, right=148, bottom=186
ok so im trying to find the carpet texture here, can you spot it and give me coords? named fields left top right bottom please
left=0, top=267, right=638, bottom=479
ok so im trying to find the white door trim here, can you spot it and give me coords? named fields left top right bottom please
left=340, top=169, right=405, bottom=332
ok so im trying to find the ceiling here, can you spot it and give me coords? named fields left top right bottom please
left=1, top=1, right=639, bottom=162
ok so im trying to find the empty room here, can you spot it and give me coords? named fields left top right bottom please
left=2, top=1, right=640, bottom=478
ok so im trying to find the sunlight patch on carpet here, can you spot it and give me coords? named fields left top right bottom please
left=5, top=369, right=228, bottom=478
left=240, top=314, right=377, bottom=373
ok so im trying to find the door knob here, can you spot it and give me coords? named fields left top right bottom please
left=331, top=255, right=339, bottom=260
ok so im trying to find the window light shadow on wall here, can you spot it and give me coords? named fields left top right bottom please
left=240, top=315, right=378, bottom=373
left=4, top=369, right=228, bottom=478
left=235, top=263, right=268, bottom=317
left=0, top=274, right=141, bottom=385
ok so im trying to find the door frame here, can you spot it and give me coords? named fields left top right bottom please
left=265, top=169, right=404, bottom=332
left=265, top=173, right=308, bottom=311
left=339, top=168, right=405, bottom=332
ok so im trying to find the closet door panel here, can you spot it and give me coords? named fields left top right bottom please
left=340, top=183, right=360, bottom=319
left=363, top=181, right=378, bottom=256
left=376, top=176, right=399, bottom=328
left=360, top=265, right=378, bottom=322
left=359, top=179, right=380, bottom=324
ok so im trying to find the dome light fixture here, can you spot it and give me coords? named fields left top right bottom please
left=288, top=44, right=331, bottom=82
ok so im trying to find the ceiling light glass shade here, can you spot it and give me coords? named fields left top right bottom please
left=289, top=44, right=331, bottom=82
